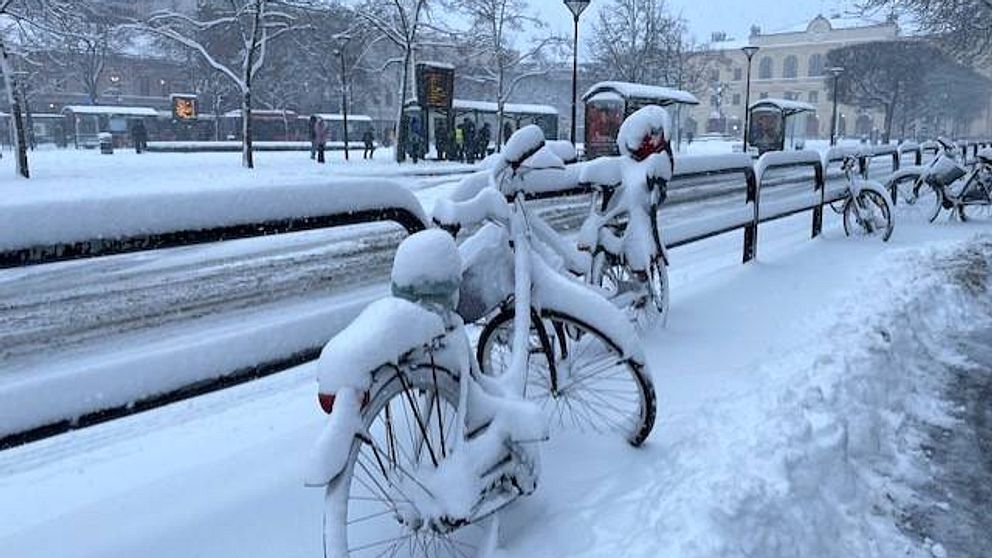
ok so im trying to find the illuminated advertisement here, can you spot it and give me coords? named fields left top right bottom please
left=584, top=98, right=624, bottom=159
left=171, top=94, right=198, bottom=121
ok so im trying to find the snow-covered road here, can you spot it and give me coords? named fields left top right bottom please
left=0, top=155, right=852, bottom=379
left=3, top=203, right=988, bottom=557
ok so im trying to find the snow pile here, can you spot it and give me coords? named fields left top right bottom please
left=666, top=237, right=992, bottom=558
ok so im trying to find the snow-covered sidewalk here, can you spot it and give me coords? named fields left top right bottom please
left=0, top=213, right=990, bottom=557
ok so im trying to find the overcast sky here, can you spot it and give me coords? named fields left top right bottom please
left=531, top=0, right=860, bottom=51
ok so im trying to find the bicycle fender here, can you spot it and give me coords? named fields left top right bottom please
left=305, top=387, right=365, bottom=488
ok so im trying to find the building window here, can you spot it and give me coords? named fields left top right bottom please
left=783, top=55, right=798, bottom=79
left=758, top=57, right=773, bottom=79
left=808, top=53, right=824, bottom=76
left=710, top=95, right=719, bottom=107
left=732, top=93, right=741, bottom=106
left=734, top=67, right=742, bottom=81
left=759, top=92, right=769, bottom=99
left=808, top=91, right=819, bottom=103
left=710, top=69, right=720, bottom=82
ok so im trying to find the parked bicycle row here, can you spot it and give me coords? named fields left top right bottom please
left=298, top=104, right=992, bottom=557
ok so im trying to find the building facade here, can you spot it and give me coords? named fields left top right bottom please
left=688, top=15, right=901, bottom=142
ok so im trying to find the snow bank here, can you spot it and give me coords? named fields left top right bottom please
left=689, top=239, right=992, bottom=558
left=0, top=178, right=428, bottom=253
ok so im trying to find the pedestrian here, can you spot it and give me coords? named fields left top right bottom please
left=362, top=128, right=376, bottom=160
left=454, top=125, right=465, bottom=162
left=409, top=117, right=423, bottom=164
left=502, top=122, right=514, bottom=147
left=132, top=119, right=148, bottom=154
left=435, top=123, right=449, bottom=161
left=308, top=115, right=318, bottom=159
left=462, top=118, right=476, bottom=164
left=314, top=117, right=328, bottom=163
left=478, top=122, right=492, bottom=160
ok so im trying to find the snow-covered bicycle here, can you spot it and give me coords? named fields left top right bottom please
left=885, top=138, right=963, bottom=222
left=836, top=154, right=894, bottom=241
left=447, top=127, right=657, bottom=442
left=306, top=126, right=655, bottom=557
left=577, top=106, right=674, bottom=329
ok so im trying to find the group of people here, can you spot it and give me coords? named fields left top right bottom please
left=407, top=117, right=497, bottom=164
left=448, top=118, right=493, bottom=164
left=308, top=115, right=376, bottom=164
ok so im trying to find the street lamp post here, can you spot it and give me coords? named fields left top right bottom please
left=563, top=0, right=591, bottom=145
left=334, top=33, right=352, bottom=161
left=740, top=45, right=759, bottom=154
left=828, top=66, right=844, bottom=146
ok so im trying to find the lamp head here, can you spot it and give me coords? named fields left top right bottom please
left=563, top=0, right=591, bottom=18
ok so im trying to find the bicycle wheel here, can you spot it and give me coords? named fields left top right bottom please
left=324, top=364, right=484, bottom=558
left=593, top=253, right=670, bottom=329
left=477, top=308, right=656, bottom=447
left=843, top=189, right=893, bottom=241
left=889, top=173, right=942, bottom=222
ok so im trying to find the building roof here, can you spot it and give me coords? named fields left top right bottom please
left=750, top=98, right=816, bottom=115
left=452, top=99, right=559, bottom=115
left=62, top=105, right=159, bottom=117
left=582, top=81, right=700, bottom=105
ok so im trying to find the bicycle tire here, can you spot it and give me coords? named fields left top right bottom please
left=477, top=307, right=656, bottom=447
left=592, top=252, right=670, bottom=329
left=843, top=189, right=893, bottom=242
left=324, top=364, right=480, bottom=558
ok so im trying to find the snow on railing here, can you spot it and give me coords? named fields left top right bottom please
left=0, top=179, right=430, bottom=268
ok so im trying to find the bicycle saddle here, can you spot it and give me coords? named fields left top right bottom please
left=501, top=125, right=547, bottom=171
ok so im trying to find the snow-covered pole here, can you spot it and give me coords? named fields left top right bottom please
left=563, top=1, right=590, bottom=144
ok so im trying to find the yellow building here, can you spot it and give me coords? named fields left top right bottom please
left=688, top=15, right=900, bottom=142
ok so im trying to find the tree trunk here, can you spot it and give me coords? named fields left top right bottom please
left=0, top=37, right=29, bottom=178
left=242, top=90, right=254, bottom=169
left=394, top=48, right=412, bottom=163
left=883, top=103, right=895, bottom=144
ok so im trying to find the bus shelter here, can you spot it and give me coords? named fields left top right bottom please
left=582, top=81, right=699, bottom=159
left=62, top=105, right=158, bottom=148
left=747, top=99, right=816, bottom=155
left=452, top=100, right=559, bottom=143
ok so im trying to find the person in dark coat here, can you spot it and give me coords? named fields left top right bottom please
left=132, top=120, right=148, bottom=154
left=362, top=128, right=375, bottom=160
left=435, top=122, right=449, bottom=161
left=314, top=117, right=329, bottom=163
left=502, top=122, right=514, bottom=147
left=308, top=115, right=318, bottom=159
left=462, top=118, right=476, bottom=164
left=408, top=117, right=423, bottom=164
left=477, top=122, right=492, bottom=159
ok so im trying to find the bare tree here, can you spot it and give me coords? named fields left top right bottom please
left=0, top=0, right=51, bottom=178
left=352, top=0, right=431, bottom=162
left=454, top=0, right=563, bottom=149
left=38, top=1, right=122, bottom=105
left=139, top=0, right=307, bottom=168
left=588, top=0, right=689, bottom=86
left=858, top=0, right=992, bottom=65
left=826, top=40, right=939, bottom=142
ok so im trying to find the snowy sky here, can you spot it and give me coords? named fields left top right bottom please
left=531, top=0, right=860, bottom=52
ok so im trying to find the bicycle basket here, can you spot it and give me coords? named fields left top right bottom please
left=927, top=156, right=966, bottom=187
left=456, top=224, right=514, bottom=323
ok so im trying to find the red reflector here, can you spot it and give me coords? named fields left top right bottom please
left=318, top=393, right=335, bottom=414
